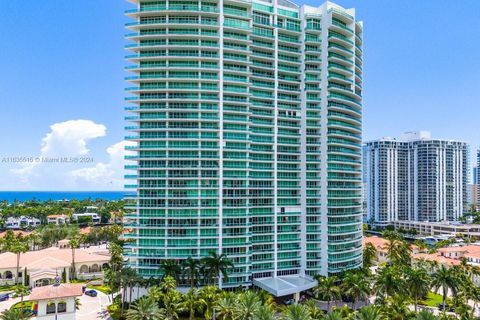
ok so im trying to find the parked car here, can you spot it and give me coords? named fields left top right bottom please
left=0, top=294, right=9, bottom=302
left=84, top=290, right=97, bottom=297
left=284, top=298, right=295, bottom=305
left=437, top=303, right=449, bottom=311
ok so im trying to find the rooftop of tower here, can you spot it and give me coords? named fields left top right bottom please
left=365, top=131, right=468, bottom=145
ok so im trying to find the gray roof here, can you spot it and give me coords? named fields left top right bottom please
left=253, top=276, right=317, bottom=297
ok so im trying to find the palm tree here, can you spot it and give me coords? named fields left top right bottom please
left=431, top=265, right=459, bottom=312
left=108, top=242, right=124, bottom=274
left=183, top=289, right=206, bottom=320
left=465, top=285, right=480, bottom=316
left=135, top=275, right=146, bottom=300
left=353, top=305, right=384, bottom=320
left=68, top=233, right=84, bottom=280
left=160, top=275, right=177, bottom=293
left=0, top=309, right=32, bottom=320
left=341, top=272, right=371, bottom=309
left=146, top=285, right=163, bottom=303
left=1, top=234, right=29, bottom=285
left=201, top=251, right=234, bottom=286
left=325, top=312, right=343, bottom=320
left=314, top=276, right=341, bottom=311
left=405, top=266, right=431, bottom=312
left=335, top=305, right=354, bottom=319
left=454, top=300, right=473, bottom=320
left=386, top=237, right=412, bottom=266
left=253, top=305, right=276, bottom=320
left=256, top=290, right=276, bottom=310
left=105, top=267, right=122, bottom=302
left=374, top=266, right=404, bottom=302
left=26, top=233, right=40, bottom=251
left=414, top=240, right=429, bottom=252
left=198, top=286, right=221, bottom=320
left=414, top=309, right=438, bottom=320
left=215, top=292, right=238, bottom=320
left=281, top=304, right=312, bottom=320
left=126, top=296, right=164, bottom=320
left=303, top=299, right=323, bottom=319
left=163, top=290, right=185, bottom=320
left=182, top=257, right=201, bottom=289
left=13, top=284, right=29, bottom=302
left=120, top=267, right=140, bottom=309
left=381, top=295, right=412, bottom=320
left=159, top=259, right=181, bottom=280
left=235, top=291, right=262, bottom=320
left=363, top=243, right=378, bottom=269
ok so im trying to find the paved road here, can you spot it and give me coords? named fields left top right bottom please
left=0, top=294, right=29, bottom=313
left=76, top=291, right=112, bottom=320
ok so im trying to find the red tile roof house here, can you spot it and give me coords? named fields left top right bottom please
left=29, top=283, right=83, bottom=320
left=363, top=236, right=423, bottom=265
left=0, top=247, right=110, bottom=287
left=365, top=236, right=480, bottom=282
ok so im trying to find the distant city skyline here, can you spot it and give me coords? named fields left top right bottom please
left=0, top=0, right=479, bottom=190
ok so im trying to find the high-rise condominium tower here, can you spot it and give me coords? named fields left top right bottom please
left=124, top=0, right=363, bottom=294
left=365, top=131, right=468, bottom=225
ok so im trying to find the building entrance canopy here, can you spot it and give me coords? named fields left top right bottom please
left=252, top=276, right=317, bottom=297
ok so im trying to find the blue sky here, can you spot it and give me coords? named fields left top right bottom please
left=0, top=0, right=479, bottom=190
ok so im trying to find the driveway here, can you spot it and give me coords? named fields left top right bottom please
left=0, top=291, right=113, bottom=319
left=0, top=295, right=29, bottom=313
left=76, top=291, right=112, bottom=320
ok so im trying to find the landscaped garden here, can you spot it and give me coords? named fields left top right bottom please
left=101, top=231, right=480, bottom=320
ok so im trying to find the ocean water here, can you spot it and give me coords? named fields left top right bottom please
left=0, top=191, right=130, bottom=202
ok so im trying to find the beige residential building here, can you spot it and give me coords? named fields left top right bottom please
left=363, top=236, right=423, bottom=265
left=0, top=247, right=110, bottom=287
left=365, top=236, right=480, bottom=284
left=47, top=214, right=70, bottom=225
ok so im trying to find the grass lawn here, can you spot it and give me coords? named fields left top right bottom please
left=87, top=284, right=111, bottom=295
left=107, top=303, right=122, bottom=320
left=11, top=301, right=34, bottom=310
left=0, top=285, right=16, bottom=293
left=70, top=280, right=87, bottom=284
left=420, top=292, right=444, bottom=307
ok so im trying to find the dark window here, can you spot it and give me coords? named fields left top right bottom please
left=46, top=303, right=56, bottom=314
left=57, top=301, right=67, bottom=313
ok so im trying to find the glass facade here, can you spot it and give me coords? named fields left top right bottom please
left=124, top=0, right=363, bottom=287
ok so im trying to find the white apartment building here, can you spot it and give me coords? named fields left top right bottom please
left=365, top=131, right=468, bottom=225
left=72, top=213, right=100, bottom=224
left=4, top=216, right=41, bottom=229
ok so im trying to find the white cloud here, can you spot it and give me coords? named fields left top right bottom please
left=11, top=120, right=106, bottom=179
left=69, top=140, right=134, bottom=189
left=41, top=120, right=106, bottom=156
left=7, top=119, right=128, bottom=190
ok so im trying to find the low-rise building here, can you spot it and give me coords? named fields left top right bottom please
left=363, top=236, right=423, bottom=265
left=29, top=282, right=83, bottom=320
left=393, top=220, right=480, bottom=238
left=47, top=214, right=70, bottom=225
left=72, top=213, right=100, bottom=224
left=4, top=216, right=41, bottom=229
left=0, top=247, right=110, bottom=287
left=365, top=236, right=480, bottom=280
